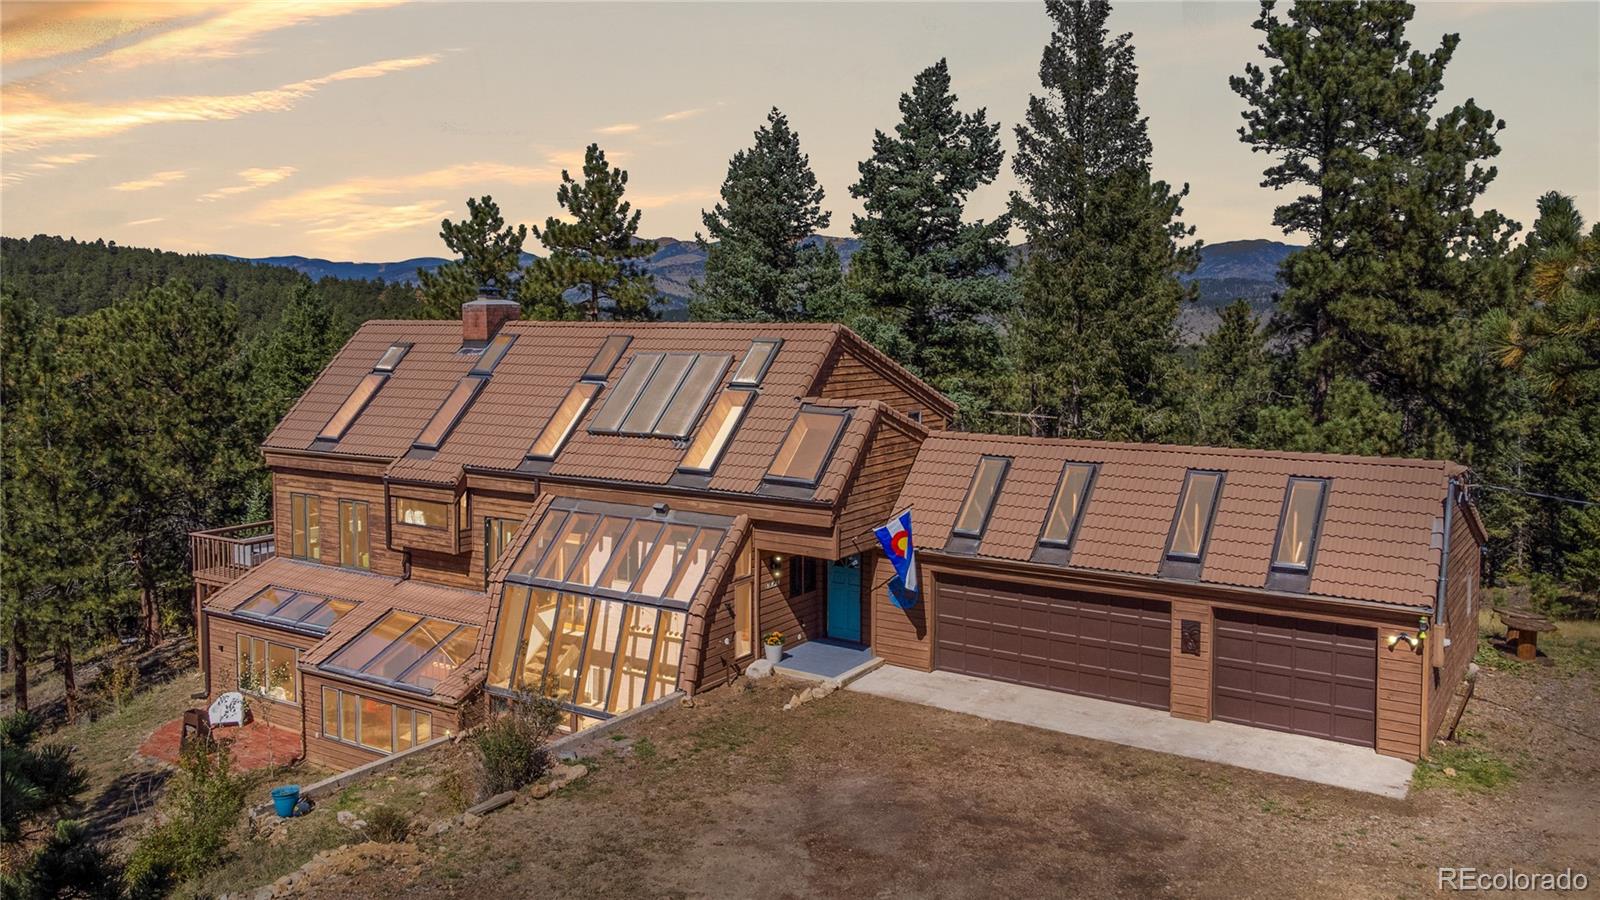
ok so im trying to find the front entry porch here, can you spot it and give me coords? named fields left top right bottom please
left=772, top=639, right=880, bottom=684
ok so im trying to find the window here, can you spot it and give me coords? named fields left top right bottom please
left=319, top=372, right=388, bottom=441
left=373, top=342, right=411, bottom=372
left=1167, top=470, right=1224, bottom=561
left=237, top=635, right=299, bottom=704
left=414, top=375, right=487, bottom=450
left=1272, top=478, right=1329, bottom=571
left=1040, top=463, right=1098, bottom=548
left=321, top=687, right=436, bottom=755
left=529, top=382, right=601, bottom=459
left=322, top=610, right=481, bottom=694
left=234, top=586, right=356, bottom=634
left=588, top=353, right=662, bottom=433
left=590, top=352, right=732, bottom=437
left=766, top=409, right=850, bottom=486
left=395, top=497, right=449, bottom=529
left=583, top=335, right=632, bottom=381
left=485, top=517, right=519, bottom=576
left=290, top=493, right=319, bottom=560
left=731, top=339, right=781, bottom=386
left=620, top=354, right=695, bottom=434
left=679, top=390, right=753, bottom=474
left=952, top=456, right=1010, bottom=538
left=469, top=333, right=516, bottom=376
left=731, top=542, right=755, bottom=659
left=653, top=354, right=730, bottom=438
left=339, top=500, right=370, bottom=569
left=789, top=556, right=818, bottom=595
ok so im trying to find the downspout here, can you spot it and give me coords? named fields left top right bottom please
left=1434, top=477, right=1459, bottom=628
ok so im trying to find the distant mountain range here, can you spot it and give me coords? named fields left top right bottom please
left=227, top=236, right=1295, bottom=330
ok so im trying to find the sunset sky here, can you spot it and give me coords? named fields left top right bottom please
left=3, top=1, right=1596, bottom=261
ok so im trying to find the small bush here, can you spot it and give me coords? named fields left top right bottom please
left=364, top=805, right=412, bottom=843
left=124, top=739, right=247, bottom=897
left=90, top=657, right=141, bottom=714
left=474, top=692, right=563, bottom=797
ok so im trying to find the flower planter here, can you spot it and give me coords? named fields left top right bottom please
left=764, top=643, right=783, bottom=664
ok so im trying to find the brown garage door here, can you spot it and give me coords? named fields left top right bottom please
left=1213, top=609, right=1377, bottom=747
left=935, top=576, right=1171, bottom=710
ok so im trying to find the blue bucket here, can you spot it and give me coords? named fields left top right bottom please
left=271, top=784, right=301, bottom=818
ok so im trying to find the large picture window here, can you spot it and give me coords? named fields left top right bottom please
left=395, top=497, right=449, bottom=529
left=290, top=493, right=319, bottom=560
left=320, top=686, right=435, bottom=754
left=339, top=500, right=370, bottom=569
left=237, top=635, right=299, bottom=704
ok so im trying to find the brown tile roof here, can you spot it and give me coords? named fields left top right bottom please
left=203, top=557, right=490, bottom=703
left=266, top=320, right=937, bottom=499
left=897, top=433, right=1469, bottom=610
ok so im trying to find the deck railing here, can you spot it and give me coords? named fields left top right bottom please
left=190, top=521, right=275, bottom=585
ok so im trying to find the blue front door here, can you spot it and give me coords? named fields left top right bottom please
left=826, top=557, right=862, bottom=643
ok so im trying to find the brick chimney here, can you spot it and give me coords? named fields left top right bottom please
left=462, top=287, right=520, bottom=346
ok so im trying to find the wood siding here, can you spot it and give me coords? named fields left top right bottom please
left=870, top=551, right=932, bottom=670
left=273, top=470, right=403, bottom=577
left=303, top=672, right=463, bottom=770
left=1428, top=503, right=1482, bottom=744
left=205, top=615, right=317, bottom=732
left=1375, top=626, right=1425, bottom=759
left=817, top=347, right=946, bottom=430
left=754, top=553, right=824, bottom=646
left=1168, top=599, right=1213, bottom=721
left=834, top=419, right=924, bottom=557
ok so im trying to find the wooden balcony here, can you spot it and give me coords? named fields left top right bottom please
left=191, top=521, right=276, bottom=589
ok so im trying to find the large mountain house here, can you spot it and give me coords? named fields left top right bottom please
left=190, top=296, right=1481, bottom=769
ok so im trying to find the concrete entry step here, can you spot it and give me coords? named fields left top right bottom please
left=771, top=639, right=882, bottom=685
left=847, top=665, right=1416, bottom=799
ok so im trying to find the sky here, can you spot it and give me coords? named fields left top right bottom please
left=2, top=1, right=1596, bottom=261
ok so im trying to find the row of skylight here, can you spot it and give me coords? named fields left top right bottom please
left=322, top=610, right=481, bottom=695
left=317, top=342, right=412, bottom=442
left=234, top=586, right=358, bottom=635
left=952, top=458, right=1331, bottom=576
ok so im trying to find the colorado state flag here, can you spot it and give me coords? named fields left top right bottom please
left=874, top=509, right=918, bottom=607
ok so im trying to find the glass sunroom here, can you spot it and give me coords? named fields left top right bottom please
left=485, top=498, right=741, bottom=726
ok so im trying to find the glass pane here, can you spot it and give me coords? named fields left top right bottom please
left=665, top=528, right=726, bottom=603
left=251, top=638, right=267, bottom=688
left=583, top=334, right=632, bottom=381
left=597, top=520, right=663, bottom=592
left=266, top=643, right=298, bottom=703
left=648, top=611, right=687, bottom=701
left=567, top=516, right=632, bottom=586
left=517, top=590, right=560, bottom=692
left=537, top=513, right=601, bottom=581
left=319, top=372, right=387, bottom=440
left=373, top=343, right=410, bottom=372
left=1041, top=464, right=1094, bottom=545
left=322, top=686, right=338, bottom=738
left=1275, top=480, right=1326, bottom=568
left=397, top=711, right=415, bottom=752
left=589, top=353, right=662, bottom=433
left=653, top=354, right=730, bottom=438
left=470, top=333, right=516, bottom=375
left=271, top=592, right=324, bottom=622
left=620, top=354, right=695, bottom=434
left=529, top=382, right=601, bottom=459
left=608, top=606, right=659, bottom=714
left=305, top=496, right=320, bottom=560
left=733, top=581, right=754, bottom=658
left=239, top=587, right=290, bottom=616
left=328, top=611, right=422, bottom=671
left=633, top=525, right=697, bottom=597
left=767, top=411, right=848, bottom=484
left=546, top=595, right=593, bottom=702
left=576, top=601, right=625, bottom=709
left=954, top=457, right=1008, bottom=536
left=340, top=501, right=370, bottom=569
left=361, top=619, right=450, bottom=682
left=302, top=598, right=356, bottom=631
left=291, top=494, right=306, bottom=557
left=1169, top=472, right=1222, bottom=558
left=415, top=711, right=433, bottom=744
left=486, top=517, right=517, bottom=571
left=400, top=629, right=477, bottom=692
left=680, top=391, right=752, bottom=472
left=415, top=375, right=485, bottom=449
left=237, top=634, right=253, bottom=690
left=486, top=585, right=531, bottom=690
left=359, top=697, right=393, bottom=753
left=396, top=497, right=449, bottom=529
left=731, top=340, right=779, bottom=386
left=340, top=690, right=357, bottom=742
left=511, top=510, right=569, bottom=576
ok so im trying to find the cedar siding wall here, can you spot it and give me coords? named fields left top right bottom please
left=1376, top=626, right=1426, bottom=759
left=1428, top=504, right=1482, bottom=744
left=870, top=552, right=931, bottom=670
left=1168, top=599, right=1213, bottom=721
left=755, top=553, right=824, bottom=646
left=466, top=492, right=536, bottom=587
left=205, top=615, right=318, bottom=732
left=273, top=470, right=403, bottom=578
left=818, top=348, right=946, bottom=430
left=834, top=421, right=924, bottom=557
left=303, top=672, right=463, bottom=770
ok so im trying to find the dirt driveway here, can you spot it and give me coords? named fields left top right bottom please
left=310, top=648, right=1598, bottom=899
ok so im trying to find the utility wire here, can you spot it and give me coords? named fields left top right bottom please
left=1468, top=482, right=1599, bottom=509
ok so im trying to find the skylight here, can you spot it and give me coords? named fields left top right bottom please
left=1040, top=463, right=1097, bottom=548
left=1167, top=470, right=1224, bottom=561
left=678, top=390, right=752, bottom=474
left=731, top=339, right=782, bottom=386
left=511, top=505, right=727, bottom=605
left=590, top=352, right=732, bottom=438
left=588, top=353, right=662, bottom=433
left=765, top=408, right=850, bottom=486
left=373, top=343, right=412, bottom=372
left=653, top=354, right=730, bottom=438
left=323, top=610, right=481, bottom=695
left=318, top=372, right=387, bottom=442
left=952, top=456, right=1010, bottom=538
left=234, top=586, right=357, bottom=634
left=528, top=382, right=602, bottom=460
left=583, top=335, right=633, bottom=381
left=620, top=354, right=695, bottom=434
left=469, top=333, right=517, bottom=375
left=413, top=375, right=487, bottom=450
left=1272, top=478, right=1328, bottom=571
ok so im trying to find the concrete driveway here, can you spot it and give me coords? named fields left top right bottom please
left=847, top=665, right=1416, bottom=799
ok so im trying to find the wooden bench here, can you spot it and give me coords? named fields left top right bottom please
left=1496, top=609, right=1557, bottom=661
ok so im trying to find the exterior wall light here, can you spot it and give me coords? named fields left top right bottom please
left=1387, top=632, right=1417, bottom=650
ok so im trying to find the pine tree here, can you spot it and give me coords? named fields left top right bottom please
left=847, top=60, right=1011, bottom=418
left=417, top=196, right=529, bottom=319
left=1231, top=0, right=1518, bottom=457
left=523, top=144, right=657, bottom=321
left=1189, top=300, right=1274, bottom=446
left=691, top=108, right=844, bottom=323
left=1008, top=0, right=1198, bottom=441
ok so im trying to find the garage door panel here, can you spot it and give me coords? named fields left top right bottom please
left=936, top=576, right=1171, bottom=712
left=1214, top=609, right=1376, bottom=748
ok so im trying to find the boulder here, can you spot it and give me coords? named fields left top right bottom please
left=745, top=659, right=775, bottom=680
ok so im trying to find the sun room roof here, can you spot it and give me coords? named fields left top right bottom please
left=321, top=610, right=481, bottom=695
left=233, top=586, right=357, bottom=635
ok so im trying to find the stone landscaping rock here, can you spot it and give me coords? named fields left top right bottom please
left=427, top=819, right=453, bottom=836
left=744, top=659, right=775, bottom=680
left=527, top=762, right=590, bottom=799
left=461, top=812, right=482, bottom=829
left=335, top=809, right=366, bottom=831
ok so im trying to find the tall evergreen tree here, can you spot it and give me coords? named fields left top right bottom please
left=691, top=108, right=844, bottom=322
left=417, top=195, right=529, bottom=319
left=1189, top=300, right=1275, bottom=447
left=848, top=60, right=1011, bottom=417
left=1231, top=0, right=1518, bottom=457
left=523, top=144, right=657, bottom=321
left=1008, top=0, right=1198, bottom=441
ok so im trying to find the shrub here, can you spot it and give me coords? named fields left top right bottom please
left=1, top=819, right=123, bottom=900
left=364, top=805, right=412, bottom=843
left=89, top=657, right=141, bottom=715
left=1, top=711, right=88, bottom=845
left=124, top=739, right=247, bottom=897
left=473, top=691, right=563, bottom=797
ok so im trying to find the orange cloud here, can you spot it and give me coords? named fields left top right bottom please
left=112, top=169, right=187, bottom=191
left=198, top=166, right=297, bottom=201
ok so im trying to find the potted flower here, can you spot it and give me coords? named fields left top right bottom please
left=762, top=630, right=785, bottom=663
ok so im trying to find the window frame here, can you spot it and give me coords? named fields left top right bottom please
left=528, top=381, right=602, bottom=461
left=290, top=492, right=320, bottom=561
left=652, top=354, right=731, bottom=439
left=469, top=333, right=517, bottom=376
left=412, top=375, right=488, bottom=450
left=317, top=372, right=389, bottom=442
left=1164, top=469, right=1227, bottom=563
left=394, top=496, right=450, bottom=530
left=730, top=541, right=756, bottom=661
left=1269, top=477, right=1330, bottom=574
left=763, top=407, right=852, bottom=488
left=236, top=634, right=300, bottom=705
left=484, top=515, right=520, bottom=581
left=373, top=342, right=412, bottom=372
left=950, top=456, right=1011, bottom=540
left=338, top=499, right=370, bottom=570
left=1037, top=462, right=1099, bottom=550
left=788, top=556, right=818, bottom=595
left=320, top=610, right=480, bottom=696
left=321, top=686, right=437, bottom=755
left=618, top=353, right=697, bottom=435
left=588, top=352, right=664, bottom=434
left=677, top=388, right=754, bottom=475
left=582, top=335, right=633, bottom=382
left=730, top=338, right=782, bottom=387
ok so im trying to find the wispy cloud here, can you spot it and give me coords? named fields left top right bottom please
left=199, top=166, right=297, bottom=201
left=1, top=54, right=440, bottom=151
left=597, top=122, right=640, bottom=135
left=656, top=107, right=708, bottom=123
left=0, top=151, right=100, bottom=188
left=125, top=216, right=166, bottom=227
left=112, top=169, right=188, bottom=191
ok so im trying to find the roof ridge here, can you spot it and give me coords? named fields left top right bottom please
left=927, top=430, right=1456, bottom=469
